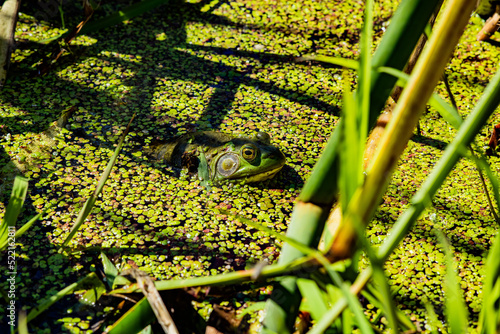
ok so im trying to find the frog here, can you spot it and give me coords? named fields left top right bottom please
left=146, top=131, right=286, bottom=185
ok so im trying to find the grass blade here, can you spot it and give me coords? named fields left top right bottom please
left=370, top=265, right=400, bottom=333
left=0, top=176, right=28, bottom=250
left=477, top=231, right=500, bottom=333
left=296, top=278, right=329, bottom=321
left=423, top=300, right=441, bottom=334
left=340, top=73, right=361, bottom=212
left=27, top=272, right=101, bottom=323
left=435, top=230, right=468, bottom=334
left=297, top=55, right=359, bottom=71
left=101, top=252, right=119, bottom=289
left=59, top=115, right=135, bottom=250
left=105, top=297, right=156, bottom=334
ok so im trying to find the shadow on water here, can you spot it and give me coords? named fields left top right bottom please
left=1, top=0, right=336, bottom=200
left=484, top=39, right=500, bottom=48
left=0, top=0, right=309, bottom=292
left=410, top=133, right=450, bottom=151
left=257, top=164, right=304, bottom=190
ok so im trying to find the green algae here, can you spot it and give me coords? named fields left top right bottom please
left=1, top=0, right=500, bottom=332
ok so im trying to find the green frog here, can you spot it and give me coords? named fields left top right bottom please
left=146, top=131, right=286, bottom=184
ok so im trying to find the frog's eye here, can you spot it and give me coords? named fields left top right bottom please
left=216, top=153, right=240, bottom=177
left=241, top=144, right=258, bottom=162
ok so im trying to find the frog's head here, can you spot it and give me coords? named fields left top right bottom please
left=207, top=132, right=286, bottom=184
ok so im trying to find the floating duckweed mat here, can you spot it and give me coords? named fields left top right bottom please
left=1, top=0, right=499, bottom=332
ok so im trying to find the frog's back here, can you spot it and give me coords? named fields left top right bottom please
left=147, top=131, right=234, bottom=166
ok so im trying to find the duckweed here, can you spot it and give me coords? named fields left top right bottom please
left=0, top=0, right=499, bottom=332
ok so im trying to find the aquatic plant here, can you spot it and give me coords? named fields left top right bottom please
left=2, top=0, right=500, bottom=333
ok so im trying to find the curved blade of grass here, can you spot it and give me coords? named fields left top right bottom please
left=423, top=300, right=440, bottom=334
left=362, top=286, right=415, bottom=332
left=0, top=176, right=28, bottom=250
left=297, top=55, right=359, bottom=71
left=105, top=297, right=156, bottom=334
left=435, top=230, right=468, bottom=333
left=296, top=278, right=329, bottom=321
left=59, top=114, right=135, bottom=251
left=101, top=252, right=119, bottom=289
left=26, top=272, right=101, bottom=323
left=477, top=231, right=500, bottom=333
left=308, top=268, right=373, bottom=334
left=322, top=263, right=374, bottom=334
left=370, top=265, right=400, bottom=333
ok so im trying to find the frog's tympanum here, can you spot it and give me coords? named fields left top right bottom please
left=147, top=131, right=286, bottom=184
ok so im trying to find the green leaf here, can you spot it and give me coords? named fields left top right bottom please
left=197, top=151, right=211, bottom=190
left=340, top=72, right=361, bottom=213
left=296, top=278, right=329, bottom=320
left=76, top=275, right=107, bottom=306
left=478, top=231, right=500, bottom=333
left=101, top=252, right=119, bottom=289
left=297, top=55, right=359, bottom=70
left=238, top=302, right=267, bottom=319
left=27, top=273, right=101, bottom=323
left=435, top=230, right=468, bottom=334
left=106, top=297, right=156, bottom=334
left=0, top=176, right=29, bottom=250
left=423, top=300, right=440, bottom=334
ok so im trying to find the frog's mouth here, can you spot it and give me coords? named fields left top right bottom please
left=239, top=164, right=285, bottom=183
